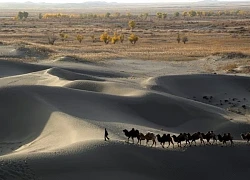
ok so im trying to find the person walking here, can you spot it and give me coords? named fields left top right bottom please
left=104, top=128, right=110, bottom=141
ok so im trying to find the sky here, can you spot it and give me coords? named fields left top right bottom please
left=0, top=0, right=247, bottom=3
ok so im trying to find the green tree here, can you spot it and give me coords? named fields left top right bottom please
left=188, top=10, right=197, bottom=17
left=174, top=12, right=180, bottom=17
left=156, top=12, right=162, bottom=19
left=128, top=20, right=136, bottom=31
left=105, top=12, right=111, bottom=18
left=18, top=12, right=24, bottom=20
left=23, top=11, right=29, bottom=19
left=182, top=36, right=188, bottom=44
left=39, top=13, right=43, bottom=19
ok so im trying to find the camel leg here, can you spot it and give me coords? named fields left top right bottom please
left=151, top=140, right=155, bottom=147
left=162, top=142, right=165, bottom=148
left=167, top=141, right=170, bottom=148
left=201, top=139, right=205, bottom=146
left=207, top=139, right=211, bottom=145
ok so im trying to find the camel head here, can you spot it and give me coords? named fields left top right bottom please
left=123, top=129, right=128, bottom=133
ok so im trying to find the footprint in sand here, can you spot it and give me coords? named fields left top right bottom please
left=0, top=159, right=38, bottom=180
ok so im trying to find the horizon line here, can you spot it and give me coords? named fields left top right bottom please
left=0, top=0, right=249, bottom=4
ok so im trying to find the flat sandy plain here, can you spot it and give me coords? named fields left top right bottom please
left=0, top=1, right=250, bottom=180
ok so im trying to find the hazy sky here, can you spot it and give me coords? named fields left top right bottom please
left=0, top=0, right=247, bottom=3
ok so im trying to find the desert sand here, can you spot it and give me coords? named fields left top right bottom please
left=0, top=45, right=250, bottom=180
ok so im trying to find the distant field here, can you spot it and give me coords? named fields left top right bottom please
left=0, top=2, right=250, bottom=62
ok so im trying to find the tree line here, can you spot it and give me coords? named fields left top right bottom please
left=32, top=9, right=249, bottom=20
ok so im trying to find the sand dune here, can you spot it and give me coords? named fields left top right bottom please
left=0, top=59, right=250, bottom=180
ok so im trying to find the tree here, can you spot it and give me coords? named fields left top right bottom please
left=105, top=12, right=111, bottom=18
left=39, top=13, right=43, bottom=19
left=188, top=10, right=197, bottom=17
left=128, top=33, right=139, bottom=44
left=18, top=12, right=24, bottom=20
left=144, top=13, right=149, bottom=20
left=217, top=11, right=225, bottom=16
left=48, top=33, right=57, bottom=45
left=196, top=11, right=202, bottom=17
left=119, top=34, right=124, bottom=43
left=162, top=13, right=167, bottom=20
left=126, top=12, right=132, bottom=19
left=177, top=33, right=181, bottom=43
left=182, top=11, right=188, bottom=18
left=174, top=12, right=180, bottom=17
left=128, top=20, right=136, bottom=31
left=76, top=34, right=84, bottom=43
left=113, top=12, right=120, bottom=18
left=17, top=11, right=29, bottom=20
left=156, top=12, right=162, bottom=19
left=111, top=32, right=120, bottom=44
left=182, top=36, right=188, bottom=44
left=90, top=35, right=96, bottom=43
left=59, top=33, right=68, bottom=42
left=100, top=32, right=111, bottom=44
left=23, top=11, right=29, bottom=19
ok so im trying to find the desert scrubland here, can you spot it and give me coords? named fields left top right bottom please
left=0, top=1, right=250, bottom=180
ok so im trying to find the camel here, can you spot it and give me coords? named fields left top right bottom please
left=190, top=132, right=205, bottom=146
left=138, top=133, right=146, bottom=145
left=172, top=133, right=188, bottom=147
left=156, top=134, right=174, bottom=148
left=144, top=132, right=157, bottom=147
left=209, top=131, right=217, bottom=144
left=123, top=128, right=140, bottom=143
left=218, top=133, right=233, bottom=146
left=241, top=133, right=250, bottom=143
left=201, top=132, right=211, bottom=145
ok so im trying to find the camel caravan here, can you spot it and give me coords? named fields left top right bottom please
left=122, top=128, right=250, bottom=148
